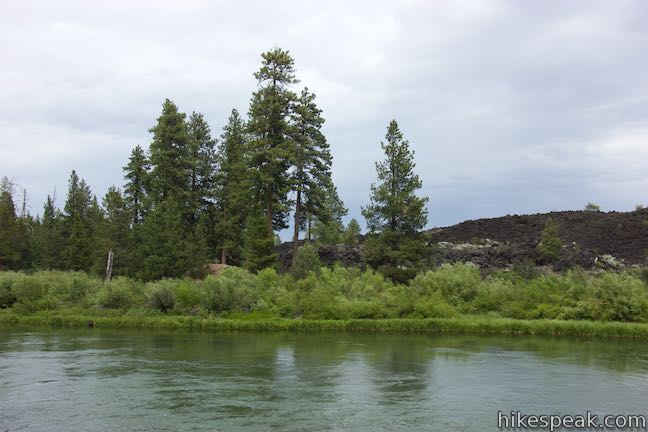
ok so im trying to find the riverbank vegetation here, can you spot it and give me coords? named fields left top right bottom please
left=1, top=264, right=648, bottom=325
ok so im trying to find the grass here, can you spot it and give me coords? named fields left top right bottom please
left=2, top=309, right=648, bottom=339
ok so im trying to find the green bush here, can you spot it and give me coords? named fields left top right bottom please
left=203, top=267, right=257, bottom=313
left=12, top=274, right=49, bottom=304
left=410, top=263, right=481, bottom=306
left=145, top=279, right=177, bottom=312
left=0, top=271, right=23, bottom=308
left=47, top=271, right=101, bottom=305
left=576, top=272, right=648, bottom=322
left=412, top=293, right=458, bottom=318
left=175, top=280, right=204, bottom=313
left=95, top=277, right=143, bottom=309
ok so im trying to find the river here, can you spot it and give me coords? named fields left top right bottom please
left=1, top=328, right=647, bottom=431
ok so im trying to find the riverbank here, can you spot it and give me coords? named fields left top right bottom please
left=2, top=310, right=648, bottom=339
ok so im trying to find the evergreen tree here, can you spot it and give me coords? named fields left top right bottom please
left=0, top=177, right=27, bottom=270
left=186, top=112, right=217, bottom=222
left=95, top=186, right=132, bottom=276
left=148, top=99, right=191, bottom=214
left=242, top=211, right=277, bottom=273
left=33, top=195, right=64, bottom=269
left=214, top=109, right=249, bottom=265
left=137, top=199, right=208, bottom=280
left=123, top=145, right=149, bottom=226
left=247, top=48, right=298, bottom=234
left=342, top=218, right=361, bottom=246
left=291, top=87, right=333, bottom=250
left=310, top=181, right=347, bottom=244
left=290, top=243, right=321, bottom=279
left=537, top=217, right=562, bottom=262
left=62, top=171, right=96, bottom=271
left=361, top=120, right=430, bottom=282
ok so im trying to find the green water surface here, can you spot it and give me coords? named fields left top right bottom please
left=1, top=328, right=647, bottom=431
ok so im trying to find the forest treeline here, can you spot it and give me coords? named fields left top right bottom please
left=0, top=48, right=431, bottom=282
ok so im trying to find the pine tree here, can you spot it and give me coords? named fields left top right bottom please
left=95, top=186, right=132, bottom=276
left=537, top=217, right=562, bottom=262
left=291, top=87, right=333, bottom=250
left=33, top=195, right=64, bottom=269
left=361, top=120, right=430, bottom=282
left=186, top=112, right=217, bottom=222
left=148, top=99, right=191, bottom=214
left=242, top=211, right=277, bottom=273
left=137, top=199, right=208, bottom=280
left=214, top=109, right=249, bottom=265
left=310, top=181, right=347, bottom=244
left=123, top=145, right=149, bottom=226
left=0, top=177, right=27, bottom=270
left=247, top=48, right=299, bottom=234
left=62, top=170, right=96, bottom=271
left=342, top=218, right=361, bottom=246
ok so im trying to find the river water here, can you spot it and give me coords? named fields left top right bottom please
left=1, top=328, right=647, bottom=431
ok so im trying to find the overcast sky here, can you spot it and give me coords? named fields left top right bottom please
left=1, top=0, right=648, bottom=234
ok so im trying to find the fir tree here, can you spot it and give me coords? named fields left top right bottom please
left=186, top=111, right=217, bottom=222
left=310, top=181, right=347, bottom=244
left=137, top=199, right=208, bottom=280
left=242, top=211, right=277, bottom=273
left=123, top=145, right=149, bottom=226
left=361, top=120, right=430, bottom=282
left=291, top=87, right=333, bottom=250
left=148, top=99, right=191, bottom=214
left=33, top=195, right=64, bottom=269
left=214, top=109, right=249, bottom=265
left=537, top=217, right=562, bottom=262
left=342, top=218, right=361, bottom=246
left=62, top=171, right=96, bottom=271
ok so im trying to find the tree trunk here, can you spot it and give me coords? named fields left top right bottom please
left=292, top=189, right=302, bottom=252
left=265, top=189, right=273, bottom=235
left=221, top=204, right=228, bottom=265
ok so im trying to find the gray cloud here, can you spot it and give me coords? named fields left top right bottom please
left=1, top=0, right=647, bottom=232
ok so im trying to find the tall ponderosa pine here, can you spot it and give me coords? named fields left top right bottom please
left=123, top=145, right=149, bottom=226
left=247, top=48, right=298, bottom=234
left=0, top=177, right=28, bottom=270
left=214, top=109, right=249, bottom=265
left=361, top=120, right=429, bottom=282
left=186, top=112, right=217, bottom=222
left=291, top=87, right=333, bottom=251
left=62, top=170, right=97, bottom=271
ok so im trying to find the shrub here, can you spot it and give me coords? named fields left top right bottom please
left=146, top=279, right=177, bottom=312
left=175, top=280, right=204, bottom=312
left=95, top=277, right=143, bottom=309
left=410, top=263, right=481, bottom=306
left=412, top=293, right=458, bottom=318
left=291, top=243, right=321, bottom=279
left=576, top=272, right=648, bottom=322
left=203, top=267, right=257, bottom=313
left=584, top=202, right=601, bottom=212
left=47, top=271, right=101, bottom=305
left=12, top=274, right=49, bottom=304
left=0, top=271, right=23, bottom=308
